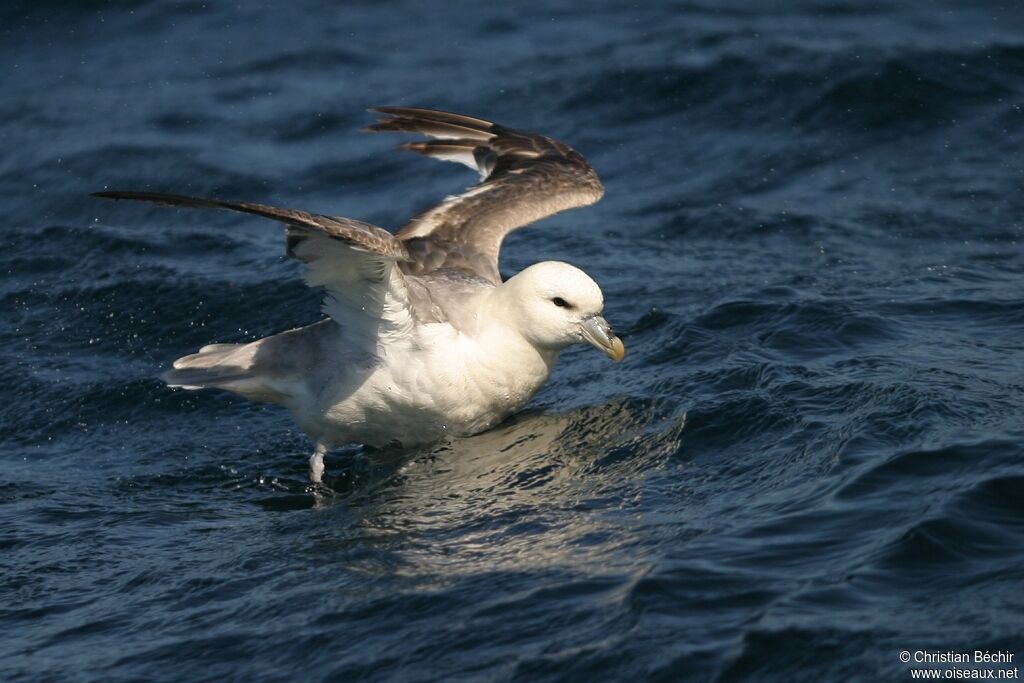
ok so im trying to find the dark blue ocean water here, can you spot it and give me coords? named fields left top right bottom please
left=3, top=1, right=1024, bottom=681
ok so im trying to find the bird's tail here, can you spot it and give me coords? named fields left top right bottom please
left=162, top=342, right=287, bottom=403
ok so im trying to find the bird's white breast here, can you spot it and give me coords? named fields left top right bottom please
left=299, top=321, right=555, bottom=448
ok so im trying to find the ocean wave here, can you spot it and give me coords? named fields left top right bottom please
left=560, top=43, right=1023, bottom=134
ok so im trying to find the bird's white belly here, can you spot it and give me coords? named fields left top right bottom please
left=293, top=327, right=554, bottom=448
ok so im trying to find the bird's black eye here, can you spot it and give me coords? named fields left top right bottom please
left=552, top=297, right=572, bottom=308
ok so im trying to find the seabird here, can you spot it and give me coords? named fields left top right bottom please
left=94, top=107, right=624, bottom=483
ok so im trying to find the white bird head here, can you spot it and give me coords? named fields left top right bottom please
left=497, top=261, right=625, bottom=361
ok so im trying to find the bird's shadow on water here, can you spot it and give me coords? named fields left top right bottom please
left=250, top=396, right=688, bottom=514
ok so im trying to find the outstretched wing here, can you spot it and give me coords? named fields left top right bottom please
left=366, top=107, right=604, bottom=284
left=92, top=191, right=419, bottom=353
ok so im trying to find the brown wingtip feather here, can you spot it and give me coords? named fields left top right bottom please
left=398, top=142, right=426, bottom=155
left=92, top=190, right=219, bottom=207
left=400, top=140, right=478, bottom=152
left=363, top=121, right=405, bottom=133
left=365, top=107, right=498, bottom=141
left=369, top=106, right=494, bottom=129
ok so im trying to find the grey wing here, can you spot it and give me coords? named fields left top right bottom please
left=92, top=191, right=422, bottom=352
left=365, top=107, right=604, bottom=284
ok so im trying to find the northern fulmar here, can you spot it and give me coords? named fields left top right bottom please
left=94, top=107, right=624, bottom=483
